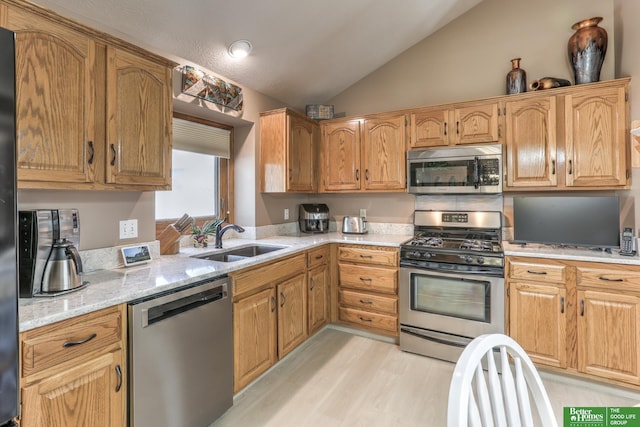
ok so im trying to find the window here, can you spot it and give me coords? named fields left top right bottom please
left=155, top=114, right=233, bottom=228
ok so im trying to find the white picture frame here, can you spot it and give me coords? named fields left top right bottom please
left=121, top=244, right=152, bottom=267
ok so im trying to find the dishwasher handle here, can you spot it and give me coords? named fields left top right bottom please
left=141, top=283, right=228, bottom=328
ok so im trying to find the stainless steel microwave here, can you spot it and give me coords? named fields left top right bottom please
left=407, top=144, right=502, bottom=194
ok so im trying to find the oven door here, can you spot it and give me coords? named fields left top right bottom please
left=399, top=265, right=504, bottom=360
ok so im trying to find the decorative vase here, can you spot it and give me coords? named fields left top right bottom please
left=506, top=58, right=527, bottom=94
left=567, top=17, right=607, bottom=84
left=529, top=77, right=572, bottom=91
left=193, top=234, right=208, bottom=248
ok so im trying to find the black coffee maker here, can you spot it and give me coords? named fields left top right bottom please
left=298, top=204, right=330, bottom=233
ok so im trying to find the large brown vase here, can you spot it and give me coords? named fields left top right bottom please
left=567, top=17, right=607, bottom=84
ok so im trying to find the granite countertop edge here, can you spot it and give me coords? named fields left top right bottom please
left=19, top=232, right=411, bottom=332
left=503, top=242, right=640, bottom=265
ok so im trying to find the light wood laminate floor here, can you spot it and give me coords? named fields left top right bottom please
left=212, top=327, right=640, bottom=426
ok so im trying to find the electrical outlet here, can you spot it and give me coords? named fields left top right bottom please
left=284, top=208, right=290, bottom=220
left=119, top=219, right=138, bottom=239
left=359, top=209, right=367, bottom=218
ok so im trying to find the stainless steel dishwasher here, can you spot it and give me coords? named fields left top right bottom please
left=128, top=276, right=232, bottom=427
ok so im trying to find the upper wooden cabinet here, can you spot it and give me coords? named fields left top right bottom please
left=0, top=1, right=175, bottom=190
left=320, top=113, right=407, bottom=192
left=410, top=101, right=500, bottom=148
left=105, top=47, right=172, bottom=188
left=260, top=108, right=318, bottom=193
left=503, top=78, right=630, bottom=191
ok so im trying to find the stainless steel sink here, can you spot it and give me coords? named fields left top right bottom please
left=193, top=244, right=287, bottom=262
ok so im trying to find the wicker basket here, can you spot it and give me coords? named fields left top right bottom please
left=306, top=104, right=334, bottom=120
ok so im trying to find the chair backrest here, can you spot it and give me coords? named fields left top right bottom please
left=447, top=334, right=558, bottom=427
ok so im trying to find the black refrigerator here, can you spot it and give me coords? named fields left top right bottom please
left=0, top=26, right=18, bottom=426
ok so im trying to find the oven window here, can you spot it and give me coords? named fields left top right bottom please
left=410, top=273, right=490, bottom=322
left=409, top=160, right=474, bottom=187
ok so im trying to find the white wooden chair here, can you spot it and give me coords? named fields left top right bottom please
left=447, top=334, right=558, bottom=427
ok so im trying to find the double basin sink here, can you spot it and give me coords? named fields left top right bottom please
left=193, top=244, right=287, bottom=263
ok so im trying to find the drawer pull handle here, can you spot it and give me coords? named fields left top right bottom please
left=560, top=296, right=565, bottom=314
left=359, top=277, right=372, bottom=282
left=280, top=292, right=286, bottom=307
left=444, top=122, right=447, bottom=136
left=356, top=169, right=360, bottom=181
left=310, top=278, right=315, bottom=291
left=314, top=255, right=324, bottom=260
left=598, top=276, right=624, bottom=282
left=359, top=255, right=373, bottom=259
left=87, top=140, right=95, bottom=165
left=110, top=144, right=116, bottom=166
left=115, top=364, right=123, bottom=392
left=359, top=299, right=373, bottom=305
left=271, top=296, right=276, bottom=312
left=63, top=333, right=97, bottom=348
left=358, top=316, right=373, bottom=323
left=526, top=270, right=547, bottom=275
left=580, top=299, right=585, bottom=316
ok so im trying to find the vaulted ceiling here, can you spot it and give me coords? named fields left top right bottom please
left=33, top=0, right=482, bottom=110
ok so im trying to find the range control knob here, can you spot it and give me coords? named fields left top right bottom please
left=422, top=252, right=432, bottom=259
left=460, top=255, right=473, bottom=263
left=477, top=257, right=485, bottom=265
left=410, top=251, right=421, bottom=259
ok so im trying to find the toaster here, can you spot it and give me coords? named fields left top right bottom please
left=342, top=216, right=368, bottom=234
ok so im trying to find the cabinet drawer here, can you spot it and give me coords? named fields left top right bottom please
left=339, top=307, right=397, bottom=334
left=21, top=305, right=123, bottom=377
left=307, top=246, right=329, bottom=269
left=577, top=266, right=640, bottom=292
left=339, top=264, right=397, bottom=295
left=339, top=289, right=397, bottom=315
left=338, top=246, right=397, bottom=267
left=232, top=253, right=306, bottom=298
left=509, top=259, right=567, bottom=283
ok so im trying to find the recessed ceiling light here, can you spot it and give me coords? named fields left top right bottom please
left=228, top=40, right=252, bottom=59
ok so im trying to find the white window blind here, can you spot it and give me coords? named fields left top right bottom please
left=172, top=117, right=231, bottom=158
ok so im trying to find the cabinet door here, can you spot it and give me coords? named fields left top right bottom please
left=277, top=273, right=308, bottom=358
left=453, top=103, right=499, bottom=145
left=6, top=6, right=96, bottom=185
left=288, top=113, right=316, bottom=192
left=233, top=288, right=277, bottom=393
left=320, top=119, right=361, bottom=191
left=504, top=97, right=558, bottom=188
left=410, top=109, right=449, bottom=148
left=509, top=282, right=567, bottom=368
left=106, top=47, right=172, bottom=188
left=21, top=349, right=125, bottom=427
left=308, top=263, right=329, bottom=336
left=362, top=115, right=407, bottom=191
left=565, top=85, right=628, bottom=187
left=577, top=289, right=640, bottom=385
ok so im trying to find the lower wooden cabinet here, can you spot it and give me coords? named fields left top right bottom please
left=307, top=246, right=330, bottom=336
left=19, top=305, right=126, bottom=427
left=337, top=244, right=399, bottom=336
left=277, top=274, right=308, bottom=358
left=507, top=256, right=640, bottom=388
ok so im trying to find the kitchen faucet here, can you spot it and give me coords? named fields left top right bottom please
left=214, top=222, right=245, bottom=248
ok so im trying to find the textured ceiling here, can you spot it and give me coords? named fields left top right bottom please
left=32, top=0, right=482, bottom=111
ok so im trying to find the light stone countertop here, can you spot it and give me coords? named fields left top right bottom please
left=504, top=242, right=640, bottom=265
left=19, top=232, right=412, bottom=332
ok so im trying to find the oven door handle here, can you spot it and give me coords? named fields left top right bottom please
left=400, top=326, right=471, bottom=348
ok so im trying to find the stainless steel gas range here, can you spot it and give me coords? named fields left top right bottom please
left=399, top=210, right=505, bottom=363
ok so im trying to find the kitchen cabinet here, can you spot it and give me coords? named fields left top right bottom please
left=507, top=257, right=568, bottom=368
left=260, top=108, right=319, bottom=193
left=503, top=78, right=630, bottom=191
left=230, top=253, right=307, bottom=392
left=337, top=245, right=398, bottom=336
left=409, top=101, right=499, bottom=149
left=576, top=264, right=640, bottom=385
left=307, top=246, right=330, bottom=336
left=19, top=305, right=126, bottom=427
left=507, top=255, right=640, bottom=388
left=0, top=0, right=175, bottom=190
left=320, top=114, right=407, bottom=192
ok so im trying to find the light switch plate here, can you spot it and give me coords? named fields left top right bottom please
left=359, top=209, right=366, bottom=218
left=119, top=219, right=138, bottom=239
left=284, top=208, right=289, bottom=220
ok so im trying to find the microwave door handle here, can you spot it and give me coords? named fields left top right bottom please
left=473, top=157, right=480, bottom=189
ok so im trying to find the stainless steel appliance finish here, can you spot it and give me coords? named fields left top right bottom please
left=342, top=216, right=368, bottom=234
left=407, top=144, right=502, bottom=194
left=128, top=276, right=233, bottom=427
left=18, top=209, right=83, bottom=297
left=0, top=26, right=18, bottom=426
left=399, top=210, right=505, bottom=363
left=299, top=203, right=330, bottom=233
